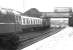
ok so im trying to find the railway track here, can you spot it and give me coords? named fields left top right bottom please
left=17, top=28, right=63, bottom=50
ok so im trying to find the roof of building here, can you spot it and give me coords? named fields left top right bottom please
left=23, top=8, right=41, bottom=17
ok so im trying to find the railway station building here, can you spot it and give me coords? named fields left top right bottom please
left=23, top=8, right=41, bottom=18
left=41, top=12, right=72, bottom=28
left=40, top=7, right=73, bottom=28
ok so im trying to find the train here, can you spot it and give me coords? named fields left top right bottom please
left=18, top=15, right=50, bottom=32
left=0, top=8, right=50, bottom=50
left=0, top=8, right=50, bottom=33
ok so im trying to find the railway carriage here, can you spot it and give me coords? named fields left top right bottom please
left=16, top=15, right=50, bottom=31
left=20, top=16, right=43, bottom=31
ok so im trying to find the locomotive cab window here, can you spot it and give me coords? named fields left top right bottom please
left=0, top=12, right=16, bottom=24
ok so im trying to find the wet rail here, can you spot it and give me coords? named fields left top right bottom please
left=17, top=28, right=63, bottom=50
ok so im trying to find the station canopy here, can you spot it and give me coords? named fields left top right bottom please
left=41, top=12, right=71, bottom=18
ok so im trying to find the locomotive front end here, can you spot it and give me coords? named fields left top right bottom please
left=0, top=8, right=20, bottom=50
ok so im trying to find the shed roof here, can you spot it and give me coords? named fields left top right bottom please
left=23, top=8, right=41, bottom=17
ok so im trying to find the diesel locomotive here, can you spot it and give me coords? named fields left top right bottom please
left=0, top=8, right=50, bottom=50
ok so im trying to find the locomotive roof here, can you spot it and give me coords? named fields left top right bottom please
left=0, top=8, right=22, bottom=16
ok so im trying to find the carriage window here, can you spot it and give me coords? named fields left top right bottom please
left=28, top=18, right=30, bottom=24
left=36, top=19, right=38, bottom=24
left=34, top=19, right=36, bottom=24
left=37, top=19, right=39, bottom=24
left=18, top=16, right=21, bottom=24
left=23, top=18, right=25, bottom=24
left=34, top=19, right=35, bottom=24
left=35, top=19, right=37, bottom=24
left=31, top=19, right=33, bottom=24
left=29, top=19, right=31, bottom=24
left=39, top=19, right=42, bottom=24
left=27, top=18, right=29, bottom=24
left=37, top=19, right=38, bottom=24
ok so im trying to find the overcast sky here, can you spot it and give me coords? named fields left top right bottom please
left=0, top=0, right=73, bottom=12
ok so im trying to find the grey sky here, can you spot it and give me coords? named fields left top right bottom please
left=0, top=0, right=72, bottom=12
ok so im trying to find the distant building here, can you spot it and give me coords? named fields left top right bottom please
left=23, top=8, right=41, bottom=18
left=54, top=7, right=72, bottom=13
left=41, top=12, right=71, bottom=28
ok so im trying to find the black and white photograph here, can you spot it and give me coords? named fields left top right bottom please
left=0, top=0, right=73, bottom=50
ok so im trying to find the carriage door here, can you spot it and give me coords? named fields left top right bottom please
left=15, top=15, right=22, bottom=32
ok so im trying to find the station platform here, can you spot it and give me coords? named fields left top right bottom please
left=21, top=27, right=73, bottom=50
